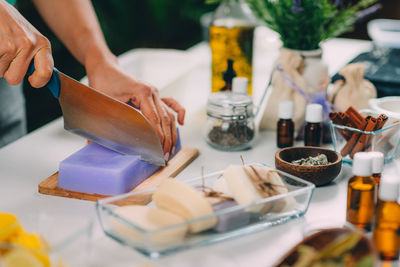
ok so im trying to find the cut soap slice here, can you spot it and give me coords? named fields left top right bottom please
left=223, top=165, right=295, bottom=213
left=58, top=131, right=181, bottom=195
left=111, top=205, right=187, bottom=245
left=153, top=179, right=217, bottom=233
left=223, top=165, right=265, bottom=212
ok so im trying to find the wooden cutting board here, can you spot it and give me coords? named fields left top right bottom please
left=38, top=146, right=199, bottom=206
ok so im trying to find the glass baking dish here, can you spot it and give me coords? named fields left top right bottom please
left=330, top=110, right=400, bottom=165
left=96, top=163, right=315, bottom=258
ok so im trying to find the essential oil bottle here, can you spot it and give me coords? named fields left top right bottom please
left=373, top=175, right=400, bottom=261
left=346, top=152, right=377, bottom=231
left=277, top=101, right=294, bottom=148
left=304, top=104, right=322, bottom=147
left=370, top=151, right=384, bottom=186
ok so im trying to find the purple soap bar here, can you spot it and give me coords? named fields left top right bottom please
left=212, top=200, right=251, bottom=233
left=58, top=132, right=181, bottom=195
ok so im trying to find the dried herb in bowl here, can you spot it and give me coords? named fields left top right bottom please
left=292, top=154, right=329, bottom=166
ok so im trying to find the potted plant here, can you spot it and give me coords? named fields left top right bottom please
left=249, top=0, right=380, bottom=132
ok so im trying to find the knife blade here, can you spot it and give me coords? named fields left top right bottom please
left=27, top=62, right=165, bottom=166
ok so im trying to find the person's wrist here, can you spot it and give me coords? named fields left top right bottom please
left=84, top=42, right=118, bottom=79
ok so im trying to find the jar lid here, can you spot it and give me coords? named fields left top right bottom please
left=305, top=104, right=322, bottom=123
left=278, top=101, right=294, bottom=119
left=232, top=77, right=248, bottom=95
left=379, top=175, right=399, bottom=201
left=207, top=92, right=253, bottom=118
left=370, top=151, right=384, bottom=173
left=352, top=152, right=373, bottom=177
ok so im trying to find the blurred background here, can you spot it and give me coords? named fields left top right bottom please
left=16, top=0, right=400, bottom=133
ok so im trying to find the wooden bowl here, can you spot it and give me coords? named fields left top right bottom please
left=275, top=228, right=376, bottom=266
left=275, top=146, right=342, bottom=186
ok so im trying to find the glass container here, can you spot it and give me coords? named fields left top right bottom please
left=210, top=0, right=256, bottom=94
left=330, top=110, right=400, bottom=165
left=96, top=163, right=315, bottom=258
left=205, top=92, right=255, bottom=151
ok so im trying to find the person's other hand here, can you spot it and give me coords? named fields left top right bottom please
left=0, top=0, right=53, bottom=88
left=87, top=60, right=185, bottom=161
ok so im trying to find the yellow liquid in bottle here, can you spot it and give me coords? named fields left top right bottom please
left=346, top=175, right=376, bottom=231
left=373, top=200, right=400, bottom=261
left=209, top=22, right=254, bottom=94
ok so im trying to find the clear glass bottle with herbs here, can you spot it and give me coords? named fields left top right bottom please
left=209, top=0, right=256, bottom=95
left=205, top=92, right=255, bottom=151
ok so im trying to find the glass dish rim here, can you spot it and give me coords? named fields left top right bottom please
left=329, top=120, right=400, bottom=134
left=96, top=163, right=315, bottom=235
left=329, top=108, right=400, bottom=134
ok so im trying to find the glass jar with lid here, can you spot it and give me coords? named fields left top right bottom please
left=205, top=92, right=255, bottom=151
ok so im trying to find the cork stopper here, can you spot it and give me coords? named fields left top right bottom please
left=352, top=152, right=373, bottom=177
left=278, top=101, right=294, bottom=119
left=305, top=104, right=322, bottom=123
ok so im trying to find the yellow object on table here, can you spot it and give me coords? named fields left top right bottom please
left=0, top=213, right=50, bottom=267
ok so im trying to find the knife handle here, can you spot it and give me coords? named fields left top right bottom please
left=27, top=61, right=61, bottom=98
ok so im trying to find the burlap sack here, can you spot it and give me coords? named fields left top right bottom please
left=328, top=63, right=376, bottom=112
left=260, top=48, right=329, bottom=130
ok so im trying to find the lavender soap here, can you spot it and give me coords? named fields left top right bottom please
left=58, top=134, right=181, bottom=195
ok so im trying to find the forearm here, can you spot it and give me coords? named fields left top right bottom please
left=32, top=0, right=117, bottom=71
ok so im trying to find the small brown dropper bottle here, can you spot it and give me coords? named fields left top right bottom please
left=373, top=175, right=400, bottom=261
left=370, top=151, right=384, bottom=187
left=346, top=152, right=377, bottom=231
left=304, top=104, right=322, bottom=147
left=277, top=101, right=294, bottom=148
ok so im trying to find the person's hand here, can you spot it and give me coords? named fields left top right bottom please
left=86, top=59, right=185, bottom=161
left=0, top=0, right=53, bottom=88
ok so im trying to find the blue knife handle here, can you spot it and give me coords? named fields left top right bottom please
left=27, top=61, right=61, bottom=98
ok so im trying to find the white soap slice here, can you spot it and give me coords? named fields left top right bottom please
left=212, top=176, right=233, bottom=197
left=153, top=179, right=217, bottom=233
left=111, top=205, right=187, bottom=245
left=223, top=165, right=265, bottom=212
left=223, top=165, right=295, bottom=213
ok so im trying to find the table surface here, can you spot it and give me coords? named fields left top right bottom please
left=0, top=29, right=381, bottom=267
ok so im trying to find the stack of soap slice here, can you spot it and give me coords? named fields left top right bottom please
left=58, top=133, right=181, bottom=195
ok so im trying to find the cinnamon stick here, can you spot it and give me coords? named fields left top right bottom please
left=350, top=116, right=378, bottom=158
left=340, top=115, right=368, bottom=157
left=362, top=114, right=388, bottom=151
left=344, top=106, right=366, bottom=129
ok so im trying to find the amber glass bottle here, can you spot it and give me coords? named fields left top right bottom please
left=277, top=101, right=294, bottom=148
left=373, top=176, right=400, bottom=261
left=346, top=152, right=377, bottom=231
left=304, top=104, right=322, bottom=147
left=209, top=0, right=256, bottom=94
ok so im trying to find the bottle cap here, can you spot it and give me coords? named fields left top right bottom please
left=370, top=151, right=384, bottom=174
left=278, top=101, right=294, bottom=119
left=379, top=175, right=399, bottom=201
left=232, top=77, right=248, bottom=95
left=305, top=104, right=322, bottom=123
left=352, top=152, right=373, bottom=177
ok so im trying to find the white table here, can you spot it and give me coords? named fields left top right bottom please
left=0, top=30, right=377, bottom=266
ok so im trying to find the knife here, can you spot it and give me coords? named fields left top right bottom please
left=27, top=62, right=165, bottom=166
